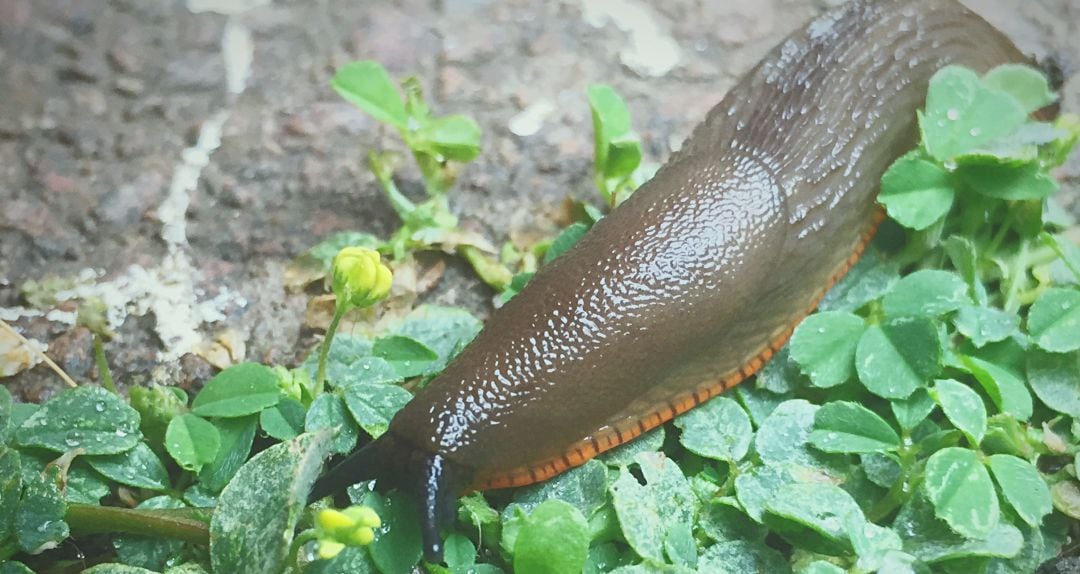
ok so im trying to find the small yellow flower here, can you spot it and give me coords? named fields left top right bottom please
left=331, top=247, right=393, bottom=310
left=343, top=505, right=382, bottom=529
left=316, top=540, right=345, bottom=560
left=314, top=504, right=381, bottom=559
left=315, top=508, right=355, bottom=534
left=347, top=526, right=375, bottom=546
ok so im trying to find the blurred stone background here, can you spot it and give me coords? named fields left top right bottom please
left=1, top=0, right=1077, bottom=401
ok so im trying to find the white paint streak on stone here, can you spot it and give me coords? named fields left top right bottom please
left=222, top=20, right=254, bottom=95
left=0, top=307, right=45, bottom=322
left=508, top=100, right=557, bottom=137
left=187, top=0, right=269, bottom=16
left=581, top=0, right=682, bottom=77
left=160, top=110, right=227, bottom=248
left=15, top=0, right=261, bottom=362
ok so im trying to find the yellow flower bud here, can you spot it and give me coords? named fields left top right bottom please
left=331, top=247, right=393, bottom=310
left=347, top=526, right=375, bottom=547
left=315, top=508, right=355, bottom=534
left=343, top=505, right=382, bottom=529
left=316, top=539, right=345, bottom=560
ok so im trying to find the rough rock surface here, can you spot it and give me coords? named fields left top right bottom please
left=1, top=0, right=1078, bottom=400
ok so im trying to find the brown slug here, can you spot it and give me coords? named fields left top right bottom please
left=310, top=0, right=1030, bottom=562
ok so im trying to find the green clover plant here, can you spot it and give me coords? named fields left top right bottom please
left=2, top=62, right=1078, bottom=574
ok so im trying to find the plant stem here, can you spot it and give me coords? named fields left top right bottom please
left=866, top=442, right=919, bottom=522
left=369, top=151, right=417, bottom=221
left=93, top=335, right=116, bottom=394
left=458, top=245, right=513, bottom=291
left=66, top=504, right=210, bottom=544
left=985, top=210, right=1015, bottom=256
left=1003, top=241, right=1030, bottom=313
left=287, top=530, right=319, bottom=570
left=315, top=306, right=346, bottom=396
left=0, top=540, right=17, bottom=562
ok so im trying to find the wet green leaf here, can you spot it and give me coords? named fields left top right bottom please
left=513, top=459, right=608, bottom=519
left=372, top=335, right=439, bottom=379
left=1027, top=288, right=1080, bottom=353
left=762, top=483, right=864, bottom=555
left=342, top=383, right=412, bottom=438
left=953, top=306, right=1019, bottom=348
left=920, top=66, right=1027, bottom=161
left=394, top=305, right=482, bottom=370
left=305, top=394, right=358, bottom=454
left=957, top=354, right=1032, bottom=421
left=15, top=385, right=141, bottom=455
left=923, top=448, right=999, bottom=539
left=890, top=388, right=937, bottom=431
left=81, top=565, right=158, bottom=574
left=674, top=396, right=752, bottom=462
left=699, top=498, right=766, bottom=544
left=883, top=270, right=969, bottom=317
left=856, top=317, right=941, bottom=399
left=987, top=455, right=1052, bottom=527
left=696, top=540, right=791, bottom=574
left=895, top=493, right=1021, bottom=563
left=198, top=415, right=258, bottom=493
left=543, top=223, right=590, bottom=264
left=113, top=496, right=186, bottom=571
left=87, top=442, right=170, bottom=491
left=789, top=312, right=866, bottom=388
left=514, top=500, right=590, bottom=574
left=933, top=379, right=987, bottom=445
left=879, top=154, right=955, bottom=230
left=819, top=247, right=899, bottom=312
left=418, top=114, right=482, bottom=162
left=959, top=163, right=1058, bottom=201
left=809, top=401, right=900, bottom=454
left=191, top=363, right=281, bottom=418
left=209, top=431, right=334, bottom=574
left=259, top=397, right=306, bottom=441
left=15, top=466, right=68, bottom=553
left=982, top=64, right=1056, bottom=114
left=166, top=414, right=221, bottom=473
left=332, top=61, right=408, bottom=129
left=1026, top=350, right=1080, bottom=417
left=361, top=490, right=423, bottom=574
left=0, top=448, right=20, bottom=540
left=610, top=453, right=695, bottom=563
left=0, top=385, right=11, bottom=444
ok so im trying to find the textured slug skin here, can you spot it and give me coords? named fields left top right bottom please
left=311, top=0, right=1029, bottom=554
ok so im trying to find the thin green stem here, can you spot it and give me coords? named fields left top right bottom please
left=459, top=245, right=513, bottom=291
left=0, top=539, right=17, bottom=562
left=315, top=306, right=347, bottom=396
left=985, top=210, right=1015, bottom=256
left=380, top=175, right=419, bottom=220
left=66, top=504, right=210, bottom=544
left=93, top=335, right=116, bottom=394
left=866, top=442, right=920, bottom=523
left=288, top=530, right=319, bottom=570
left=369, top=152, right=417, bottom=220
left=1003, top=241, right=1031, bottom=313
left=718, top=462, right=741, bottom=497
left=413, top=151, right=448, bottom=197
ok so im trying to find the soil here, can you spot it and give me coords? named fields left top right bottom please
left=1, top=0, right=1078, bottom=401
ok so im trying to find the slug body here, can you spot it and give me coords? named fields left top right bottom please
left=311, top=0, right=1027, bottom=561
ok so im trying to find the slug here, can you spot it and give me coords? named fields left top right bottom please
left=310, top=0, right=1029, bottom=561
